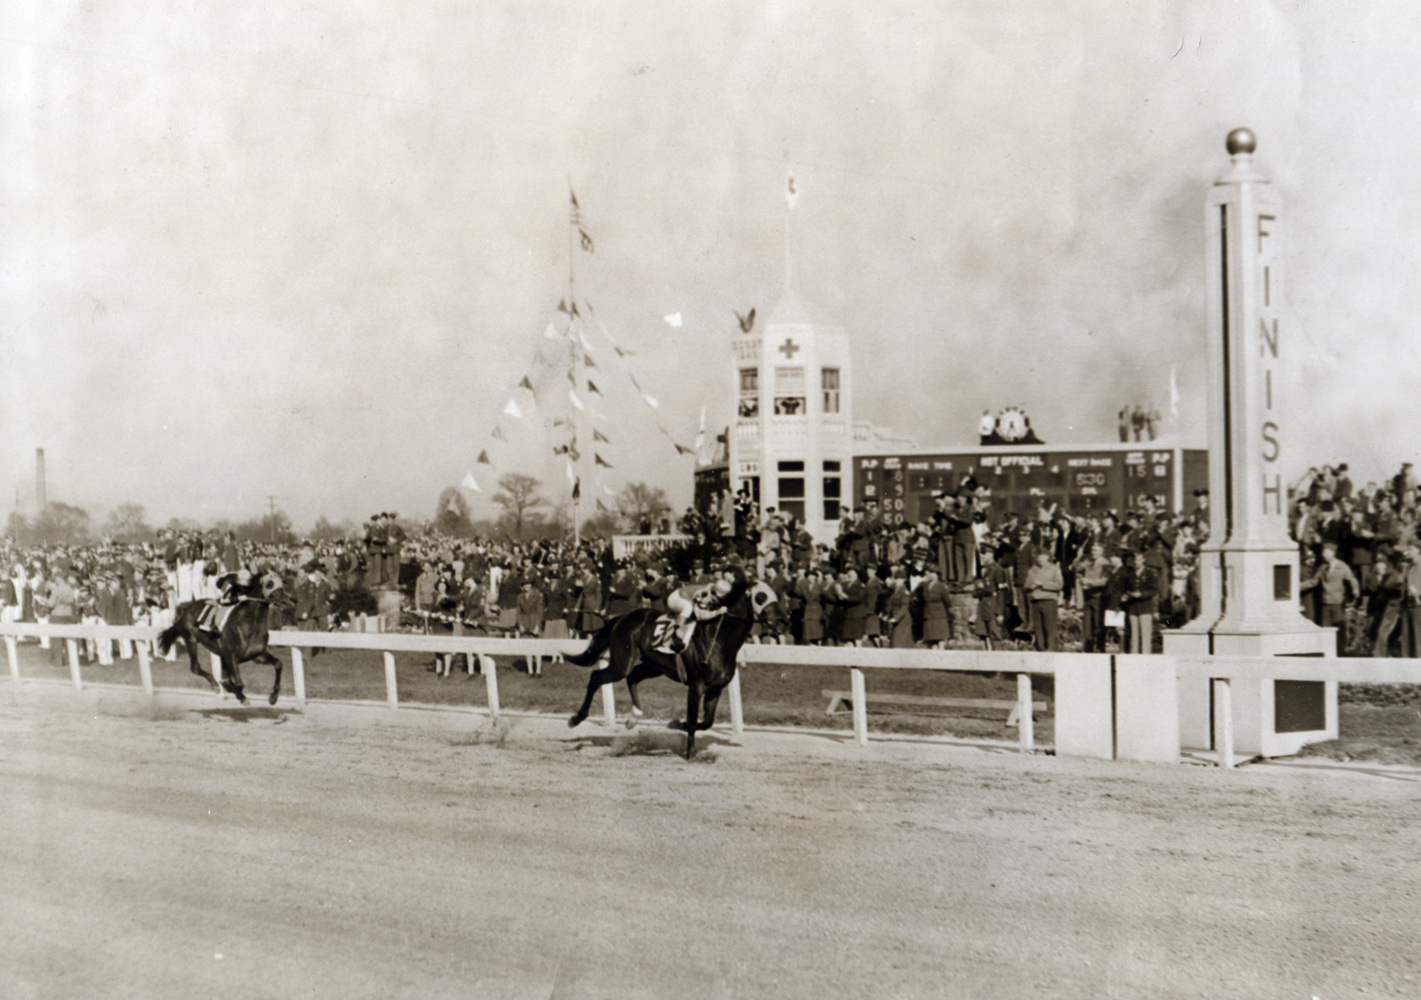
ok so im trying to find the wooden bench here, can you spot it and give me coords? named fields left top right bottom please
left=823, top=689, right=1047, bottom=727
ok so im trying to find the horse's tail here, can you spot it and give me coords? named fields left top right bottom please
left=566, top=618, right=617, bottom=667
left=156, top=613, right=187, bottom=656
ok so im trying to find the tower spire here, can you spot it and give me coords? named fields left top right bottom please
left=784, top=158, right=798, bottom=295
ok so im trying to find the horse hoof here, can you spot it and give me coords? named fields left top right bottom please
left=625, top=716, right=638, bottom=730
left=237, top=696, right=248, bottom=706
left=568, top=715, right=583, bottom=729
left=268, top=694, right=279, bottom=706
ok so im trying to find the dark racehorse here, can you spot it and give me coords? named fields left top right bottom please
left=156, top=574, right=291, bottom=705
left=566, top=574, right=783, bottom=757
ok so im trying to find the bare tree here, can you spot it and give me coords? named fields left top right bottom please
left=35, top=502, right=92, bottom=546
left=616, top=482, right=671, bottom=534
left=492, top=473, right=548, bottom=541
left=103, top=502, right=153, bottom=543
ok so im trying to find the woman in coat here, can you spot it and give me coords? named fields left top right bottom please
left=917, top=569, right=952, bottom=648
left=569, top=565, right=603, bottom=637
left=862, top=569, right=885, bottom=646
left=885, top=572, right=915, bottom=649
left=797, top=569, right=826, bottom=645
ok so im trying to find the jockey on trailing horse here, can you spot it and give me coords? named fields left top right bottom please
left=195, top=567, right=266, bottom=634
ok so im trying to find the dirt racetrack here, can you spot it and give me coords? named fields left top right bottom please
left=3, top=682, right=1419, bottom=1000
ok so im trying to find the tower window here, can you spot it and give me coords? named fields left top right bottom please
left=774, top=366, right=806, bottom=416
left=822, top=367, right=840, bottom=414
left=823, top=473, right=842, bottom=521
left=739, top=367, right=759, bottom=418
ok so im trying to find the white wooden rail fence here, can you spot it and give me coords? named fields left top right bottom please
left=8, top=620, right=1421, bottom=765
left=0, top=621, right=1048, bottom=750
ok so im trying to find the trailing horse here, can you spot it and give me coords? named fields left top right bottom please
left=156, top=572, right=292, bottom=705
left=565, top=572, right=784, bottom=757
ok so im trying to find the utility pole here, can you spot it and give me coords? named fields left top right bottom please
left=269, top=496, right=277, bottom=544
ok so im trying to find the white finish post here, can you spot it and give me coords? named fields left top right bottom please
left=290, top=647, right=306, bottom=706
left=67, top=639, right=82, bottom=690
left=850, top=667, right=868, bottom=746
left=5, top=636, right=18, bottom=684
left=383, top=651, right=398, bottom=710
left=1016, top=672, right=1035, bottom=753
left=137, top=642, right=153, bottom=696
left=728, top=670, right=744, bottom=738
left=601, top=682, right=616, bottom=728
left=482, top=655, right=499, bottom=718
left=1215, top=678, right=1235, bottom=769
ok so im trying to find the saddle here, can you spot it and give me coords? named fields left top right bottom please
left=650, top=614, right=686, bottom=655
left=196, top=599, right=240, bottom=635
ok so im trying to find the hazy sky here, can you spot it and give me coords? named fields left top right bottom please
left=5, top=1, right=1421, bottom=531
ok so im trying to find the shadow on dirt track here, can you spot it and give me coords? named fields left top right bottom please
left=193, top=706, right=300, bottom=724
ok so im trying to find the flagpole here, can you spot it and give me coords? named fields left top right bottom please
left=568, top=176, right=577, bottom=316
left=568, top=179, right=582, bottom=547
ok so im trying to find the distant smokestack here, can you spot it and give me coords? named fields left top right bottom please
left=35, top=448, right=46, bottom=509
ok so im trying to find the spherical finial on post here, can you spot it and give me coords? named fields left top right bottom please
left=1226, top=128, right=1257, bottom=156
left=1216, top=128, right=1265, bottom=185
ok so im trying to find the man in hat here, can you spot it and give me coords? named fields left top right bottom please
left=1310, top=543, right=1358, bottom=656
left=363, top=514, right=385, bottom=588
left=383, top=513, right=405, bottom=588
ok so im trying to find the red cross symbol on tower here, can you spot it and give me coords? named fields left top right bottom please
left=778, top=337, right=800, bottom=359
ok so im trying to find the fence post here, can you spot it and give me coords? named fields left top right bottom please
left=210, top=651, right=224, bottom=700
left=383, top=651, right=398, bottom=711
left=137, top=642, right=153, bottom=696
left=5, top=636, right=18, bottom=685
left=482, top=655, right=499, bottom=718
left=728, top=669, right=744, bottom=739
left=601, top=682, right=616, bottom=728
left=1016, top=672, right=1035, bottom=753
left=1214, top=678, right=1235, bottom=769
left=290, top=647, right=306, bottom=706
left=67, top=639, right=83, bottom=690
left=850, top=667, right=868, bottom=746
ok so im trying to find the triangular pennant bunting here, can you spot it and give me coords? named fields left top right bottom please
left=461, top=472, right=481, bottom=492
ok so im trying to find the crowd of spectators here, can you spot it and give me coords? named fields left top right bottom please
left=3, top=460, right=1419, bottom=671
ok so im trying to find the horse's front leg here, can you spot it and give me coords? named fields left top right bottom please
left=221, top=654, right=247, bottom=704
left=252, top=650, right=283, bottom=705
left=700, top=684, right=725, bottom=733
left=683, top=678, right=702, bottom=759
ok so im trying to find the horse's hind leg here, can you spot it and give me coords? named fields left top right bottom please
left=623, top=662, right=660, bottom=729
left=569, top=662, right=622, bottom=728
left=186, top=634, right=218, bottom=690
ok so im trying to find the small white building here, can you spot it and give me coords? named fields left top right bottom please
left=728, top=295, right=855, bottom=545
